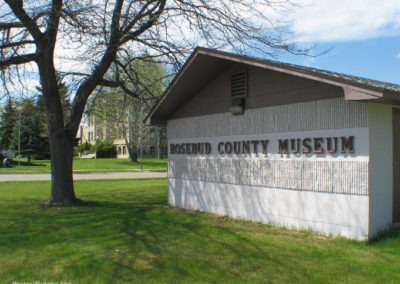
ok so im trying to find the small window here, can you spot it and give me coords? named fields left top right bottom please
left=161, top=128, right=167, bottom=138
left=150, top=128, right=155, bottom=139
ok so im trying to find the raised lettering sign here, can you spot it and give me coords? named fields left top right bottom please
left=169, top=136, right=355, bottom=157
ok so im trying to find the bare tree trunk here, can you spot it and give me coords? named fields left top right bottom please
left=37, top=43, right=77, bottom=205
left=137, top=105, right=144, bottom=168
left=125, top=130, right=138, bottom=163
left=128, top=146, right=138, bottom=163
left=48, top=132, right=76, bottom=204
left=157, top=127, right=161, bottom=159
left=140, top=147, right=144, bottom=170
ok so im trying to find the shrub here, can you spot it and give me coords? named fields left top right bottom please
left=76, top=142, right=92, bottom=155
left=95, top=141, right=116, bottom=158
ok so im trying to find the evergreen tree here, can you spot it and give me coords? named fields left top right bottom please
left=0, top=99, right=17, bottom=151
left=11, top=99, right=48, bottom=163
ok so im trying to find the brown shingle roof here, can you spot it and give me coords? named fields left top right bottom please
left=258, top=58, right=400, bottom=93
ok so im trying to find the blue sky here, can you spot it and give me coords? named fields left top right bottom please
left=281, top=37, right=400, bottom=85
left=278, top=0, right=400, bottom=85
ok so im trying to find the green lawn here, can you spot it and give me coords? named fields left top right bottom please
left=1, top=179, right=400, bottom=283
left=0, top=158, right=167, bottom=174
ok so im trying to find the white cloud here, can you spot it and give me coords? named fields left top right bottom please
left=291, top=0, right=400, bottom=42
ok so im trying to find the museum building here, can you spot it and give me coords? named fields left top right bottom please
left=146, top=47, right=400, bottom=239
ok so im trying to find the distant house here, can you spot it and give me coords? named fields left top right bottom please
left=146, top=47, right=400, bottom=240
left=80, top=113, right=167, bottom=159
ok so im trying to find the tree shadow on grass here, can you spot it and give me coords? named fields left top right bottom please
left=4, top=192, right=382, bottom=282
left=49, top=198, right=400, bottom=247
left=35, top=198, right=287, bottom=280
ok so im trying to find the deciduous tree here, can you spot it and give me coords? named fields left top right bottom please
left=0, top=0, right=309, bottom=204
left=89, top=55, right=165, bottom=162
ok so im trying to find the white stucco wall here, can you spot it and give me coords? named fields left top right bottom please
left=368, top=103, right=393, bottom=236
left=167, top=98, right=371, bottom=239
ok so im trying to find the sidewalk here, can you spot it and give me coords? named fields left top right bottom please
left=0, top=171, right=167, bottom=182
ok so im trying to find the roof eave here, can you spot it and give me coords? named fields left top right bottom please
left=144, top=47, right=207, bottom=126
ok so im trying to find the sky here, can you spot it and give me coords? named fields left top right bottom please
left=278, top=0, right=400, bottom=85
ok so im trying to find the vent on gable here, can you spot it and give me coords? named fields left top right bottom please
left=230, top=71, right=247, bottom=115
left=231, top=72, right=247, bottom=98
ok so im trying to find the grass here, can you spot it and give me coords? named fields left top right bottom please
left=1, top=179, right=400, bottom=283
left=0, top=158, right=167, bottom=174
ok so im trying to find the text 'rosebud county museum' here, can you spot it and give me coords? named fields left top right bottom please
left=146, top=47, right=400, bottom=240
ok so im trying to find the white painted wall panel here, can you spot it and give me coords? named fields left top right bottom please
left=169, top=178, right=369, bottom=239
left=368, top=104, right=394, bottom=236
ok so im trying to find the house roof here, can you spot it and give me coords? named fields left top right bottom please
left=146, top=47, right=400, bottom=125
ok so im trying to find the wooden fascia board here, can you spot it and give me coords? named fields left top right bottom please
left=342, top=86, right=383, bottom=100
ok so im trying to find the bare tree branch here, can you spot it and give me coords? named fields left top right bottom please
left=120, top=0, right=166, bottom=44
left=45, top=0, right=63, bottom=50
left=0, top=53, right=37, bottom=67
left=67, top=0, right=125, bottom=136
left=0, top=40, right=35, bottom=49
left=4, top=0, right=43, bottom=41
left=0, top=22, right=24, bottom=29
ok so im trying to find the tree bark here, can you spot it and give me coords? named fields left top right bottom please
left=37, top=40, right=77, bottom=204
left=43, top=86, right=77, bottom=204
left=48, top=131, right=76, bottom=204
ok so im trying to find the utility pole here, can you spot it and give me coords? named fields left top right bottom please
left=18, top=109, right=21, bottom=167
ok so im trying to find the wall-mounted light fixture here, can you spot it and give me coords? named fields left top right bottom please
left=230, top=97, right=245, bottom=115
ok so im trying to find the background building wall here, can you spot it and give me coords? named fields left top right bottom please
left=80, top=115, right=167, bottom=159
left=168, top=97, right=371, bottom=239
